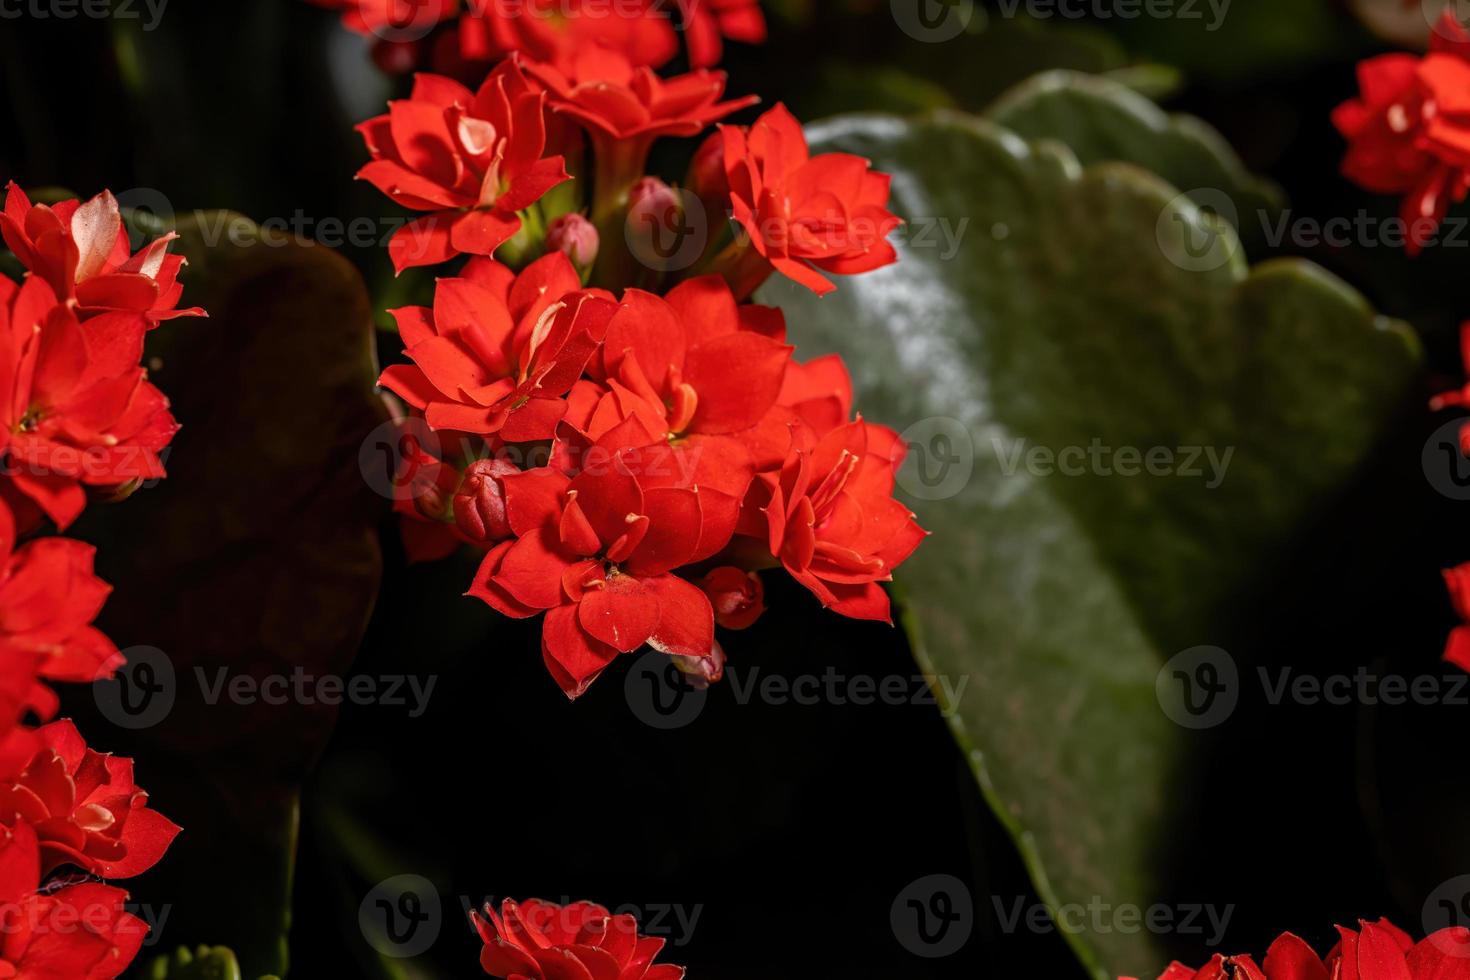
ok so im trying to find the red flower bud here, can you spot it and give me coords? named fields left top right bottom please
left=544, top=213, right=599, bottom=270
left=673, top=639, right=727, bottom=689
left=453, top=458, right=521, bottom=544
left=699, top=566, right=765, bottom=630
left=686, top=130, right=728, bottom=205
left=627, top=176, right=682, bottom=229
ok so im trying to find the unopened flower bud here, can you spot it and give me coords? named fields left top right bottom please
left=672, top=639, right=727, bottom=689
left=625, top=177, right=702, bottom=272
left=453, top=458, right=521, bottom=544
left=685, top=130, right=729, bottom=204
left=544, top=213, right=599, bottom=270
left=698, top=567, right=765, bottom=630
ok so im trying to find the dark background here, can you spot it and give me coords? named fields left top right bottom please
left=2, top=0, right=1466, bottom=976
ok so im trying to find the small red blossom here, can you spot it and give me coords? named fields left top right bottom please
left=526, top=46, right=757, bottom=148
left=0, top=821, right=148, bottom=979
left=1, top=184, right=204, bottom=325
left=472, top=898, right=685, bottom=980
left=698, top=565, right=764, bottom=629
left=379, top=253, right=614, bottom=439
left=676, top=0, right=766, bottom=69
left=1443, top=561, right=1470, bottom=672
left=0, top=719, right=180, bottom=879
left=1123, top=919, right=1470, bottom=980
left=356, top=58, right=571, bottom=271
left=460, top=0, right=678, bottom=75
left=0, top=276, right=178, bottom=530
left=720, top=103, right=900, bottom=295
left=752, top=417, right=925, bottom=624
left=469, top=424, right=722, bottom=697
left=1332, top=12, right=1470, bottom=255
left=0, top=539, right=123, bottom=728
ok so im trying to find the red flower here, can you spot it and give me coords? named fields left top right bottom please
left=752, top=417, right=925, bottom=623
left=0, top=821, right=148, bottom=978
left=0, top=276, right=178, bottom=530
left=472, top=898, right=685, bottom=980
left=0, top=539, right=123, bottom=728
left=525, top=46, right=757, bottom=148
left=676, top=0, right=766, bottom=69
left=0, top=719, right=180, bottom=879
left=1332, top=12, right=1470, bottom=255
left=698, top=565, right=764, bottom=629
left=1123, top=919, right=1470, bottom=980
left=468, top=424, right=721, bottom=697
left=356, top=58, right=571, bottom=271
left=568, top=275, right=790, bottom=496
left=0, top=184, right=204, bottom=325
left=460, top=0, right=677, bottom=74
left=720, top=103, right=900, bottom=295
left=379, top=253, right=614, bottom=439
left=1443, top=561, right=1470, bottom=672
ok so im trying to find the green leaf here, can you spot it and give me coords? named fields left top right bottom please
left=756, top=112, right=1419, bottom=977
left=984, top=70, right=1282, bottom=252
left=72, top=213, right=389, bottom=978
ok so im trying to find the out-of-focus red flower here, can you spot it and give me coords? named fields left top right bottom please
left=1442, top=561, right=1470, bottom=672
left=356, top=58, right=570, bottom=271
left=720, top=103, right=900, bottom=295
left=468, top=425, right=720, bottom=697
left=526, top=46, right=757, bottom=149
left=461, top=0, right=678, bottom=74
left=377, top=253, right=614, bottom=439
left=676, top=0, right=765, bottom=69
left=699, top=566, right=764, bottom=629
left=1332, top=12, right=1470, bottom=255
left=0, top=719, right=180, bottom=879
left=0, top=539, right=123, bottom=726
left=0, top=184, right=204, bottom=325
left=751, top=417, right=925, bottom=623
left=0, top=276, right=178, bottom=530
left=1122, top=919, right=1470, bottom=980
left=0, top=821, right=149, bottom=978
left=472, top=898, right=685, bottom=980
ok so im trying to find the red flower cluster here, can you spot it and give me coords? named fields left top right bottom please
left=0, top=721, right=179, bottom=978
left=310, top=0, right=763, bottom=76
left=0, top=182, right=191, bottom=975
left=1333, top=10, right=1470, bottom=254
left=1124, top=919, right=1470, bottom=980
left=472, top=898, right=685, bottom=980
left=1432, top=321, right=1470, bottom=673
left=357, top=3, right=915, bottom=698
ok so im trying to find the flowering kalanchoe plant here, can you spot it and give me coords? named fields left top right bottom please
left=472, top=898, right=685, bottom=980
left=1123, top=919, right=1470, bottom=979
left=1332, top=10, right=1470, bottom=254
left=359, top=1, right=918, bottom=699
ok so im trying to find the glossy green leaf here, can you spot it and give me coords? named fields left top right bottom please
left=756, top=112, right=1420, bottom=977
left=985, top=70, right=1282, bottom=251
